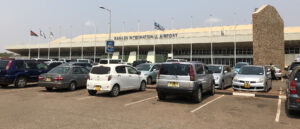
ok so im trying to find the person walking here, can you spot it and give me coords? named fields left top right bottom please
left=270, top=63, right=276, bottom=80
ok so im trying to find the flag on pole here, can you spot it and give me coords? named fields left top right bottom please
left=154, top=22, right=165, bottom=31
left=39, top=29, right=46, bottom=39
left=30, top=30, right=38, bottom=37
left=49, top=32, right=54, bottom=39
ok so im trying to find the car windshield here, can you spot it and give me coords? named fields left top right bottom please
left=91, top=66, right=110, bottom=74
left=160, top=64, right=190, bottom=76
left=166, top=59, right=178, bottom=62
left=239, top=66, right=264, bottom=75
left=235, top=63, right=248, bottom=68
left=0, top=60, right=9, bottom=69
left=78, top=60, right=89, bottom=63
left=290, top=62, right=300, bottom=70
left=48, top=67, right=70, bottom=74
left=136, top=64, right=151, bottom=71
left=110, top=60, right=121, bottom=64
left=207, top=66, right=222, bottom=73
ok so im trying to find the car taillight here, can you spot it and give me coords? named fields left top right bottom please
left=190, top=65, right=195, bottom=81
left=279, top=70, right=282, bottom=73
left=6, top=60, right=12, bottom=70
left=54, top=76, right=63, bottom=81
left=290, top=80, right=297, bottom=94
left=108, top=75, right=112, bottom=81
left=38, top=76, right=44, bottom=81
left=158, top=67, right=161, bottom=79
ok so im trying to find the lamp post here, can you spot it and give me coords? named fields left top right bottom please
left=100, top=6, right=112, bottom=64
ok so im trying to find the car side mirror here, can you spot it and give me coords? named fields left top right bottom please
left=283, top=75, right=288, bottom=79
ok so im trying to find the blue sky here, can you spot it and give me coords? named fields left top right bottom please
left=1, top=0, right=300, bottom=52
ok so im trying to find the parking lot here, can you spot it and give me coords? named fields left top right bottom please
left=0, top=80, right=299, bottom=129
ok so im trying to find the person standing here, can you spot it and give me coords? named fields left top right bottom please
left=270, top=63, right=276, bottom=80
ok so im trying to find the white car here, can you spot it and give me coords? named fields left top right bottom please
left=87, top=64, right=147, bottom=96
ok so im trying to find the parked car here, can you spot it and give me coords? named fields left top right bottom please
left=283, top=66, right=300, bottom=115
left=77, top=59, right=93, bottom=64
left=86, top=64, right=147, bottom=97
left=0, top=59, right=49, bottom=87
left=285, top=61, right=300, bottom=77
left=136, top=63, right=161, bottom=84
left=99, top=59, right=123, bottom=64
left=133, top=59, right=151, bottom=67
left=156, top=62, right=215, bottom=103
left=166, top=59, right=187, bottom=62
left=233, top=62, right=249, bottom=76
left=207, top=65, right=233, bottom=90
left=47, top=61, right=64, bottom=70
left=265, top=65, right=282, bottom=80
left=39, top=66, right=89, bottom=91
left=232, top=65, right=272, bottom=92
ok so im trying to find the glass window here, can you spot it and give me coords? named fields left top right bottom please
left=80, top=67, right=90, bottom=74
left=239, top=66, right=264, bottom=75
left=15, top=61, right=25, bottom=70
left=116, top=66, right=126, bottom=73
left=72, top=67, right=83, bottom=74
left=207, top=66, right=222, bottom=73
left=48, top=67, right=70, bottom=74
left=160, top=64, right=190, bottom=76
left=91, top=66, right=110, bottom=74
left=0, top=60, right=9, bottom=69
left=151, top=65, right=160, bottom=71
left=136, top=64, right=151, bottom=71
left=25, top=62, right=38, bottom=69
left=196, top=64, right=204, bottom=74
left=37, top=63, right=48, bottom=70
left=127, top=67, right=138, bottom=74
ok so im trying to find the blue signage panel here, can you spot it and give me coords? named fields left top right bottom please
left=106, top=40, right=114, bottom=53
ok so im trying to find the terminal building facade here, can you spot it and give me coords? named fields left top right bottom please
left=5, top=24, right=300, bottom=67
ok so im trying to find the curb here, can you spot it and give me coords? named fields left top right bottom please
left=215, top=91, right=285, bottom=99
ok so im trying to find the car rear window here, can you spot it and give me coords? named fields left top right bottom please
left=291, top=62, right=300, bottom=70
left=0, top=60, right=9, bottom=69
left=239, top=66, right=264, bottom=75
left=160, top=64, right=190, bottom=76
left=48, top=67, right=70, bottom=74
left=91, top=66, right=110, bottom=74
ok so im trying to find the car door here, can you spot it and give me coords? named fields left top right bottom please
left=195, top=64, right=210, bottom=91
left=223, top=66, right=231, bottom=86
left=115, top=66, right=128, bottom=91
left=80, top=67, right=89, bottom=87
left=72, top=67, right=84, bottom=86
left=150, top=64, right=160, bottom=82
left=24, top=61, right=40, bottom=82
left=126, top=66, right=140, bottom=89
left=203, top=65, right=212, bottom=92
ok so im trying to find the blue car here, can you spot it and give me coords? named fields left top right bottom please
left=233, top=62, right=249, bottom=76
left=0, top=59, right=49, bottom=88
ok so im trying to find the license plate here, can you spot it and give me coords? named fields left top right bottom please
left=95, top=86, right=101, bottom=91
left=168, top=82, right=179, bottom=87
left=45, top=78, right=51, bottom=82
left=244, top=83, right=250, bottom=88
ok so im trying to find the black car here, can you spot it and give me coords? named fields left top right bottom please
left=285, top=61, right=300, bottom=77
left=284, top=66, right=300, bottom=115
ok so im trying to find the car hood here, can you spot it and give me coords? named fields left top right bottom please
left=235, top=74, right=265, bottom=82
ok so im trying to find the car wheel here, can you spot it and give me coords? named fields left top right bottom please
left=157, top=91, right=166, bottom=101
left=193, top=87, right=202, bottom=103
left=139, top=81, right=146, bottom=91
left=14, top=77, right=27, bottom=88
left=110, top=85, right=119, bottom=97
left=0, top=84, right=8, bottom=88
left=88, top=90, right=97, bottom=96
left=147, top=77, right=152, bottom=85
left=221, top=81, right=225, bottom=90
left=264, top=82, right=268, bottom=93
left=69, top=82, right=77, bottom=91
left=45, top=87, right=53, bottom=91
left=210, top=82, right=215, bottom=95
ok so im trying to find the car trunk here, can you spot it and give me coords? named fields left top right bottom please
left=159, top=64, right=191, bottom=87
left=89, top=66, right=111, bottom=82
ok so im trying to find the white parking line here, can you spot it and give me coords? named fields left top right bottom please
left=275, top=98, right=282, bottom=122
left=232, top=92, right=255, bottom=97
left=124, top=96, right=157, bottom=107
left=190, top=95, right=225, bottom=113
left=77, top=96, right=94, bottom=101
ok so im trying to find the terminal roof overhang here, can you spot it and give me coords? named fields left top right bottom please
left=5, top=24, right=300, bottom=53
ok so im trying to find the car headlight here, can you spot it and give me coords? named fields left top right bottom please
left=233, top=77, right=238, bottom=82
left=258, top=78, right=264, bottom=83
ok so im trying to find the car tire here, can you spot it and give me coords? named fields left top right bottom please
left=110, top=85, right=119, bottom=97
left=0, top=84, right=8, bottom=88
left=221, top=81, right=225, bottom=90
left=139, top=81, right=146, bottom=91
left=264, top=82, right=268, bottom=93
left=45, top=87, right=53, bottom=91
left=147, top=77, right=152, bottom=85
left=69, top=82, right=77, bottom=91
left=157, top=91, right=166, bottom=101
left=14, top=77, right=27, bottom=88
left=88, top=90, right=97, bottom=96
left=193, top=87, right=202, bottom=103
left=209, top=82, right=215, bottom=95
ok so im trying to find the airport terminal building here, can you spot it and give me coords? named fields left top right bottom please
left=5, top=24, right=300, bottom=67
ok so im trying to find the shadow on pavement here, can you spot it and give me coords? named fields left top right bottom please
left=0, top=83, right=38, bottom=89
left=156, top=93, right=213, bottom=105
left=39, top=86, right=87, bottom=93
left=95, top=90, right=143, bottom=98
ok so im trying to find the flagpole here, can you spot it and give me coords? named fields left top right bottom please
left=70, top=25, right=73, bottom=60
left=38, top=30, right=40, bottom=59
left=210, top=15, right=214, bottom=64
left=58, top=26, right=61, bottom=60
left=190, top=16, right=193, bottom=61
left=29, top=30, right=31, bottom=59
left=122, top=21, right=125, bottom=61
left=137, top=20, right=140, bottom=60
left=81, top=25, right=83, bottom=59
left=93, top=24, right=97, bottom=63
left=171, top=17, right=174, bottom=59
left=48, top=27, right=51, bottom=59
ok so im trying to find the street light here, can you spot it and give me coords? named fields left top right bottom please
left=99, top=6, right=112, bottom=64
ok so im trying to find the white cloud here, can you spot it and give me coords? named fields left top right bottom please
left=205, top=17, right=222, bottom=24
left=84, top=20, right=95, bottom=27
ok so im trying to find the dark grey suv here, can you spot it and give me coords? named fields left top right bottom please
left=156, top=62, right=215, bottom=103
left=284, top=66, right=300, bottom=115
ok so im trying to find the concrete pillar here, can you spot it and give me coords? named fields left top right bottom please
left=252, top=5, right=285, bottom=70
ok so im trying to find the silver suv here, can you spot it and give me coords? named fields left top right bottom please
left=156, top=62, right=215, bottom=103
